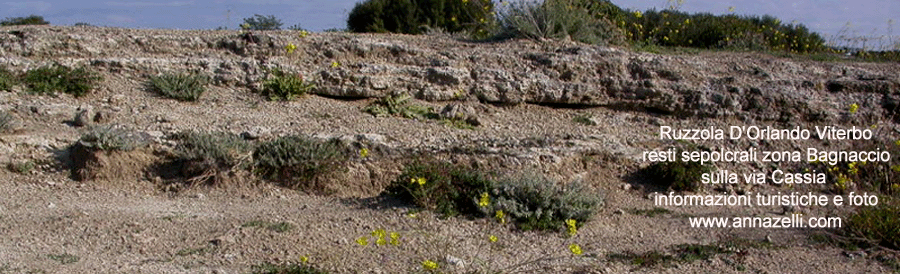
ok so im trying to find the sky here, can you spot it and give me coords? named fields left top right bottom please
left=1, top=0, right=898, bottom=48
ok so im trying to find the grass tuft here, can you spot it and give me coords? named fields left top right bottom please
left=251, top=262, right=328, bottom=274
left=0, top=66, right=16, bottom=91
left=172, top=131, right=253, bottom=184
left=253, top=136, right=346, bottom=189
left=262, top=69, right=315, bottom=101
left=146, top=72, right=209, bottom=101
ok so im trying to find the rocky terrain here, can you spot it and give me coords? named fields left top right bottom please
left=0, top=25, right=898, bottom=273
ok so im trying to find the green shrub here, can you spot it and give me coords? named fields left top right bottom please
left=498, top=0, right=624, bottom=45
left=0, top=15, right=49, bottom=26
left=846, top=199, right=900, bottom=250
left=385, top=161, right=494, bottom=218
left=146, top=72, right=209, bottom=101
left=262, top=69, right=315, bottom=101
left=644, top=153, right=712, bottom=192
left=6, top=160, right=34, bottom=174
left=347, top=0, right=495, bottom=38
left=814, top=140, right=900, bottom=197
left=253, top=136, right=346, bottom=188
left=362, top=94, right=432, bottom=119
left=487, top=173, right=602, bottom=230
left=241, top=14, right=283, bottom=30
left=0, top=66, right=16, bottom=91
left=76, top=126, right=148, bottom=152
left=23, top=64, right=101, bottom=97
left=173, top=132, right=252, bottom=183
left=252, top=262, right=328, bottom=274
left=616, top=8, right=825, bottom=53
left=0, top=111, right=15, bottom=134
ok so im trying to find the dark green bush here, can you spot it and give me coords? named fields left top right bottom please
left=846, top=198, right=900, bottom=250
left=146, top=72, right=208, bottom=101
left=347, top=0, right=495, bottom=38
left=241, top=14, right=283, bottom=30
left=0, top=15, right=49, bottom=26
left=385, top=161, right=494, bottom=217
left=173, top=132, right=252, bottom=183
left=644, top=153, right=712, bottom=192
left=253, top=136, right=346, bottom=188
left=488, top=173, right=602, bottom=231
left=262, top=69, right=315, bottom=101
left=499, top=0, right=624, bottom=45
left=0, top=66, right=16, bottom=91
left=614, top=8, right=826, bottom=53
left=23, top=64, right=101, bottom=97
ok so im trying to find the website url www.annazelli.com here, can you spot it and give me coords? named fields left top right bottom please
left=689, top=214, right=842, bottom=228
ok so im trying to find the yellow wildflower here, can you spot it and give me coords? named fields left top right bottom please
left=569, top=243, right=583, bottom=255
left=331, top=61, right=340, bottom=68
left=412, top=177, right=426, bottom=186
left=849, top=103, right=858, bottom=113
left=284, top=43, right=296, bottom=53
left=390, top=232, right=400, bottom=246
left=895, top=140, right=900, bottom=146
left=372, top=229, right=387, bottom=246
left=566, top=219, right=577, bottom=236
left=478, top=192, right=490, bottom=207
left=356, top=236, right=368, bottom=246
left=360, top=147, right=369, bottom=158
left=300, top=255, right=309, bottom=264
left=634, top=11, right=642, bottom=18
left=489, top=235, right=498, bottom=243
left=495, top=210, right=506, bottom=224
left=299, top=30, right=309, bottom=38
left=422, top=260, right=439, bottom=270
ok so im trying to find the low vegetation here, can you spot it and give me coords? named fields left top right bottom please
left=146, top=72, right=209, bottom=101
left=643, top=151, right=713, bottom=192
left=362, top=94, right=432, bottom=119
left=608, top=238, right=774, bottom=270
left=253, top=136, right=347, bottom=189
left=242, top=14, right=283, bottom=30
left=46, top=253, right=79, bottom=264
left=252, top=262, right=329, bottom=274
left=846, top=198, right=900, bottom=250
left=172, top=131, right=252, bottom=184
left=498, top=0, right=624, bottom=45
left=488, top=173, right=602, bottom=231
left=242, top=220, right=296, bottom=233
left=0, top=66, right=16, bottom=91
left=0, top=111, right=15, bottom=133
left=261, top=69, right=315, bottom=101
left=386, top=161, right=494, bottom=218
left=76, top=126, right=148, bottom=152
left=22, top=64, right=102, bottom=97
left=386, top=160, right=602, bottom=231
left=0, top=15, right=49, bottom=26
left=347, top=0, right=495, bottom=38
